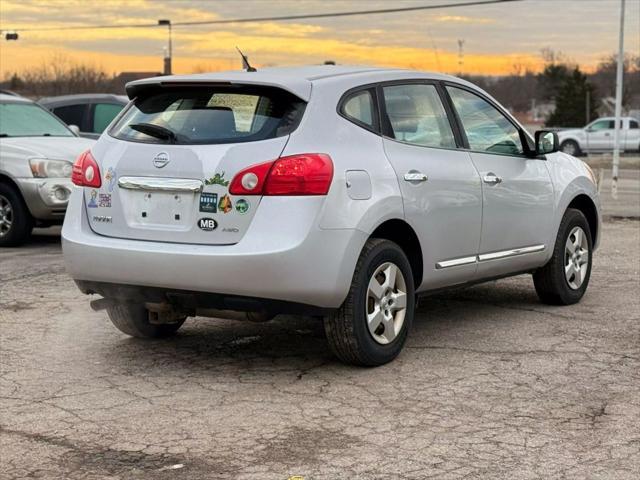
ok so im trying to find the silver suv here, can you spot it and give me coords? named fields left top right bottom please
left=62, top=66, right=601, bottom=366
left=0, top=93, right=94, bottom=246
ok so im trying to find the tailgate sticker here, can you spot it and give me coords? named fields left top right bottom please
left=197, top=218, right=218, bottom=231
left=104, top=167, right=117, bottom=192
left=199, top=192, right=218, bottom=213
left=87, top=190, right=98, bottom=208
left=235, top=199, right=250, bottom=214
left=204, top=172, right=229, bottom=187
left=98, top=194, right=112, bottom=208
left=218, top=194, right=233, bottom=214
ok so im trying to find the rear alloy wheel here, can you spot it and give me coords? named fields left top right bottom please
left=560, top=140, right=581, bottom=156
left=533, top=208, right=593, bottom=305
left=0, top=183, right=33, bottom=247
left=324, top=239, right=415, bottom=366
left=107, top=303, right=186, bottom=338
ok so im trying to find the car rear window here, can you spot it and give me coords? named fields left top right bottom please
left=109, top=86, right=306, bottom=145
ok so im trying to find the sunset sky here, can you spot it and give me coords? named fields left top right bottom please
left=0, top=0, right=638, bottom=78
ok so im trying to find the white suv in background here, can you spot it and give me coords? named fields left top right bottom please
left=62, top=66, right=600, bottom=366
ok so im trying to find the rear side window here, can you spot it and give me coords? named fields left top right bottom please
left=53, top=104, right=85, bottom=128
left=382, top=84, right=456, bottom=148
left=93, top=103, right=124, bottom=133
left=110, top=86, right=306, bottom=144
left=341, top=90, right=375, bottom=129
left=629, top=120, right=639, bottom=129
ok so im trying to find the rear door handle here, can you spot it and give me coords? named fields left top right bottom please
left=483, top=173, right=502, bottom=184
left=404, top=172, right=428, bottom=183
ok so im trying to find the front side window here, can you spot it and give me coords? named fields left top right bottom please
left=0, top=103, right=73, bottom=137
left=447, top=86, right=523, bottom=155
left=341, top=90, right=375, bottom=128
left=110, top=86, right=306, bottom=145
left=93, top=103, right=124, bottom=133
left=630, top=120, right=639, bottom=129
left=382, top=84, right=456, bottom=148
left=589, top=119, right=612, bottom=131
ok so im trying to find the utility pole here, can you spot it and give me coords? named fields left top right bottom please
left=611, top=0, right=625, bottom=199
left=158, top=19, right=172, bottom=75
left=457, top=39, right=465, bottom=76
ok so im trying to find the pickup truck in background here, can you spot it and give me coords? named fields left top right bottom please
left=557, top=116, right=640, bottom=156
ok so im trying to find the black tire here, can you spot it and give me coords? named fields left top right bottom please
left=0, top=182, right=33, bottom=247
left=533, top=208, right=593, bottom=305
left=324, top=239, right=415, bottom=366
left=107, top=303, right=186, bottom=338
left=560, top=140, right=581, bottom=157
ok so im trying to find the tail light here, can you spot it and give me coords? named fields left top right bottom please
left=229, top=154, right=333, bottom=196
left=71, top=150, right=102, bottom=188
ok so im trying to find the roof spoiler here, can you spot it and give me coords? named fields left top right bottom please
left=125, top=76, right=311, bottom=102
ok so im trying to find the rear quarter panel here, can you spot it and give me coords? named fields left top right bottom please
left=281, top=80, right=404, bottom=234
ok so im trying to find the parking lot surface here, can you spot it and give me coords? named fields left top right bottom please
left=1, top=221, right=639, bottom=480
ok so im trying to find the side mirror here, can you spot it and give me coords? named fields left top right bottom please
left=534, top=130, right=559, bottom=155
left=68, top=124, right=81, bottom=136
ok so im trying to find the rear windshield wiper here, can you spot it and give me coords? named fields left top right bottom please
left=129, top=123, right=178, bottom=143
left=0, top=133, right=10, bottom=137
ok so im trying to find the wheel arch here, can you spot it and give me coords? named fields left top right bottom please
left=369, top=218, right=423, bottom=289
left=567, top=194, right=599, bottom=247
left=0, top=173, right=22, bottom=194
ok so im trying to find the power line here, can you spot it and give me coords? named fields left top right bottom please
left=1, top=0, right=523, bottom=33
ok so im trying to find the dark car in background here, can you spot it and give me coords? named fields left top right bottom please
left=39, top=94, right=128, bottom=139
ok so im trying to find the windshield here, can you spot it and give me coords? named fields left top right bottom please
left=110, top=86, right=306, bottom=145
left=0, top=102, right=74, bottom=137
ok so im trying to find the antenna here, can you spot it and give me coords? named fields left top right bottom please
left=235, top=47, right=256, bottom=72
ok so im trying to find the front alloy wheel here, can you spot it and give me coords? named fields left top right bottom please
left=564, top=226, right=589, bottom=290
left=0, top=183, right=33, bottom=247
left=324, top=239, right=415, bottom=366
left=533, top=208, right=593, bottom=305
left=560, top=140, right=580, bottom=156
left=0, top=194, right=13, bottom=239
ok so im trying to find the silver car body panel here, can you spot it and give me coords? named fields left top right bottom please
left=62, top=66, right=601, bottom=309
left=0, top=126, right=94, bottom=220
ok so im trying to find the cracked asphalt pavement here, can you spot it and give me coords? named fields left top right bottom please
left=1, top=221, right=639, bottom=479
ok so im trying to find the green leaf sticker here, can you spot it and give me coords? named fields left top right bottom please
left=205, top=172, right=229, bottom=187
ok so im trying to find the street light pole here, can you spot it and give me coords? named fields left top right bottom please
left=158, top=19, right=172, bottom=75
left=611, top=0, right=625, bottom=199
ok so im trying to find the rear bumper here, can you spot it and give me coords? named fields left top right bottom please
left=62, top=189, right=365, bottom=309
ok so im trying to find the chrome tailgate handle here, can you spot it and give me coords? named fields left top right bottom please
left=483, top=173, right=502, bottom=184
left=404, top=172, right=428, bottom=183
left=118, top=177, right=203, bottom=193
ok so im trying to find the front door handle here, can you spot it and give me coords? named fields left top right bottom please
left=483, top=173, right=502, bottom=184
left=404, top=172, right=428, bottom=183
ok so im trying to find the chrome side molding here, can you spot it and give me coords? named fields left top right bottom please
left=435, top=255, right=477, bottom=269
left=477, top=244, right=545, bottom=262
left=436, top=244, right=545, bottom=269
left=118, top=177, right=203, bottom=193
